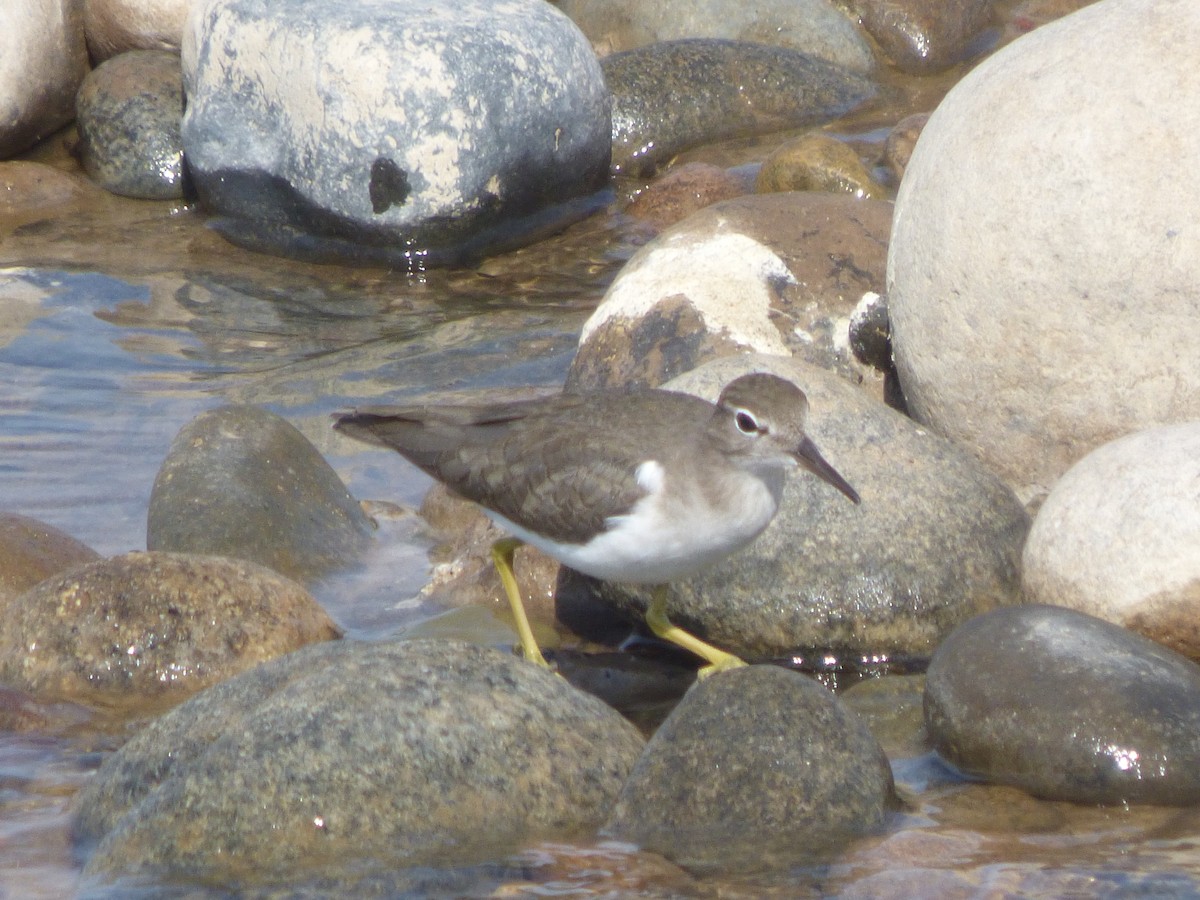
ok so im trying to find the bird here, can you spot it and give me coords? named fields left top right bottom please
left=334, top=372, right=860, bottom=674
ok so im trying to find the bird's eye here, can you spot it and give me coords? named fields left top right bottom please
left=735, top=410, right=759, bottom=434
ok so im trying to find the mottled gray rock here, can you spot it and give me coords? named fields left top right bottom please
left=557, top=0, right=874, bottom=73
left=845, top=0, right=996, bottom=73
left=75, top=50, right=187, bottom=199
left=84, top=0, right=190, bottom=61
left=925, top=604, right=1200, bottom=805
left=0, top=551, right=339, bottom=707
left=181, top=0, right=610, bottom=268
left=604, top=39, right=874, bottom=176
left=589, top=354, right=1029, bottom=662
left=0, top=512, right=99, bottom=607
left=147, top=405, right=373, bottom=583
left=0, top=0, right=89, bottom=158
left=606, top=665, right=895, bottom=873
left=568, top=193, right=894, bottom=403
left=888, top=0, right=1200, bottom=505
left=74, top=638, right=645, bottom=886
left=1022, top=423, right=1200, bottom=660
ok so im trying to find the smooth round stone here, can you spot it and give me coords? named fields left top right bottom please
left=0, top=512, right=99, bottom=606
left=74, top=638, right=645, bottom=885
left=147, top=405, right=374, bottom=584
left=755, top=132, right=885, bottom=198
left=181, top=0, right=610, bottom=268
left=84, top=0, right=190, bottom=61
left=0, top=0, right=89, bottom=158
left=557, top=0, right=874, bottom=73
left=604, top=39, right=875, bottom=176
left=1022, top=423, right=1200, bottom=660
left=606, top=665, right=896, bottom=874
left=75, top=49, right=187, bottom=199
left=568, top=192, right=894, bottom=402
left=588, top=353, right=1029, bottom=662
left=0, top=551, right=339, bottom=707
left=925, top=604, right=1200, bottom=805
left=887, top=0, right=1200, bottom=505
left=845, top=0, right=996, bottom=73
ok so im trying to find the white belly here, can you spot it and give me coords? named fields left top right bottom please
left=484, top=461, right=782, bottom=584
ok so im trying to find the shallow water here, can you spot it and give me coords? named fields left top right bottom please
left=9, top=2, right=1200, bottom=895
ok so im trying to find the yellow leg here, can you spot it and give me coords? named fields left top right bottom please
left=644, top=585, right=746, bottom=677
left=491, top=538, right=551, bottom=669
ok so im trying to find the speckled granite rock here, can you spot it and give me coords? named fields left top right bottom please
left=74, top=638, right=645, bottom=886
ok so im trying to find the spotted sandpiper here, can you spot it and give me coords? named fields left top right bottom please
left=334, top=373, right=859, bottom=673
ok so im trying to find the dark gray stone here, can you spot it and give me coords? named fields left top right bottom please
left=75, top=50, right=188, bottom=200
left=0, top=551, right=339, bottom=707
left=604, top=39, right=875, bottom=176
left=74, top=638, right=646, bottom=886
left=591, top=354, right=1029, bottom=663
left=925, top=604, right=1200, bottom=805
left=605, top=665, right=896, bottom=873
left=147, top=405, right=374, bottom=583
left=181, top=0, right=611, bottom=268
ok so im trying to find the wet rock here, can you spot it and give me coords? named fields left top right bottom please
left=888, top=0, right=1200, bottom=506
left=147, top=405, right=374, bottom=584
left=925, top=604, right=1200, bottom=805
left=0, top=512, right=99, bottom=606
left=604, top=39, right=875, bottom=176
left=567, top=192, right=893, bottom=402
left=846, top=0, right=997, bottom=74
left=75, top=50, right=187, bottom=200
left=588, top=354, right=1029, bottom=662
left=0, top=551, right=339, bottom=707
left=0, top=161, right=98, bottom=214
left=85, top=0, right=189, bottom=61
left=755, top=133, right=885, bottom=198
left=1022, top=423, right=1200, bottom=660
left=74, top=638, right=645, bottom=885
left=606, top=665, right=896, bottom=873
left=0, top=0, right=89, bottom=158
left=181, top=0, right=610, bottom=269
left=557, top=0, right=874, bottom=73
left=623, top=162, right=749, bottom=231
left=882, top=112, right=930, bottom=182
left=841, top=674, right=929, bottom=759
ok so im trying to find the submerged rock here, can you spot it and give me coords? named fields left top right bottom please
left=147, top=405, right=374, bottom=584
left=181, top=0, right=611, bottom=268
left=604, top=39, right=874, bottom=176
left=0, top=551, right=339, bottom=708
left=0, top=512, right=99, bottom=607
left=606, top=665, right=896, bottom=873
left=74, top=638, right=645, bottom=887
left=925, top=604, right=1200, bottom=805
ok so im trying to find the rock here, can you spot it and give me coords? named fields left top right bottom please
left=606, top=665, right=896, bottom=873
left=0, top=512, right=99, bottom=607
left=147, top=405, right=374, bottom=584
left=75, top=50, right=187, bottom=199
left=882, top=112, right=930, bottom=182
left=841, top=674, right=929, bottom=759
left=846, top=0, right=997, bottom=73
left=181, top=0, right=610, bottom=269
left=0, top=161, right=98, bottom=214
left=887, top=0, right=1200, bottom=505
left=604, top=39, right=875, bottom=176
left=84, top=0, right=190, bottom=61
left=74, top=638, right=645, bottom=885
left=556, top=0, right=874, bottom=73
left=924, top=604, right=1200, bottom=805
left=755, top=132, right=885, bottom=198
left=0, top=551, right=339, bottom=708
left=0, top=0, right=89, bottom=158
left=1022, top=423, right=1200, bottom=660
left=623, top=162, right=749, bottom=231
left=587, top=354, right=1029, bottom=662
left=567, top=192, right=894, bottom=401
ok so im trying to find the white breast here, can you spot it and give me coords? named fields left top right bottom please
left=484, top=459, right=783, bottom=584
